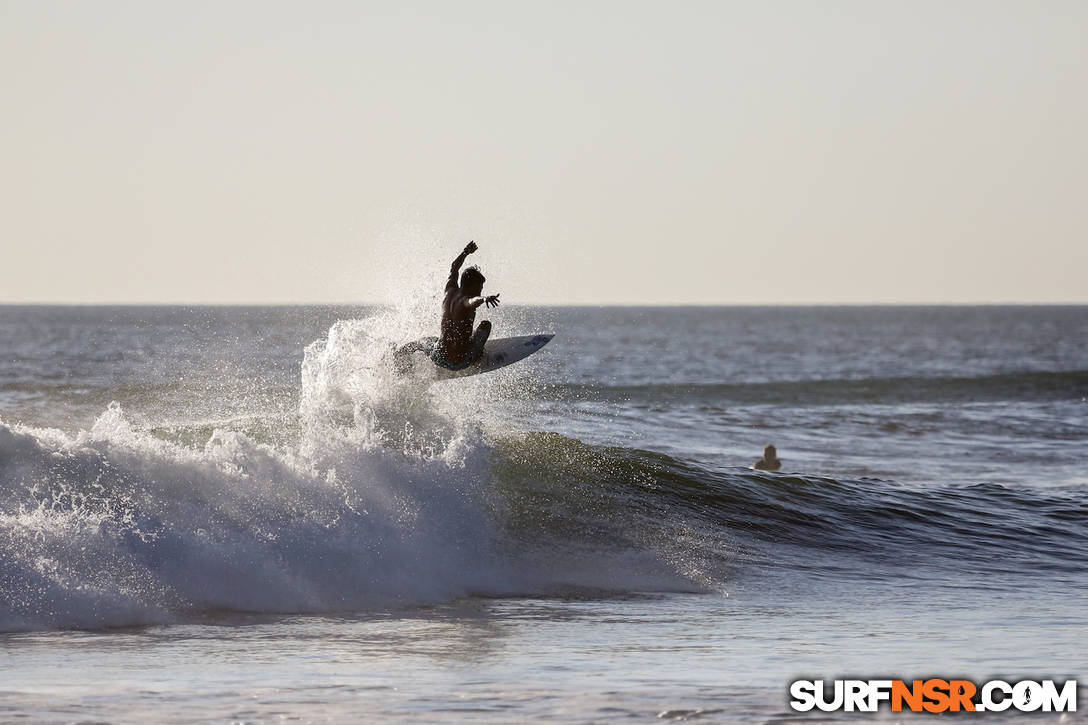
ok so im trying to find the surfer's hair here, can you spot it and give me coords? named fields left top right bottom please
left=460, top=266, right=485, bottom=289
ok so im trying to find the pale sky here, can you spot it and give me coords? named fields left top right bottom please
left=1, top=0, right=1085, bottom=305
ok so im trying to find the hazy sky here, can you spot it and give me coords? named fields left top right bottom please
left=2, top=1, right=1085, bottom=304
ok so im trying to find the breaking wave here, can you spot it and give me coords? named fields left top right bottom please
left=2, top=310, right=1086, bottom=632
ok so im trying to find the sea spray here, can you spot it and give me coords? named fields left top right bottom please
left=1, top=402, right=512, bottom=630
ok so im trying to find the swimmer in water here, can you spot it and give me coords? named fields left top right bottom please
left=752, top=444, right=781, bottom=471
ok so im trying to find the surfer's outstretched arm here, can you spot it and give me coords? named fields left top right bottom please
left=465, top=293, right=500, bottom=310
left=447, top=241, right=477, bottom=291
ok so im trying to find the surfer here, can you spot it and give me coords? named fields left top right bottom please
left=752, top=444, right=781, bottom=471
left=394, top=241, right=500, bottom=372
left=434, top=241, right=500, bottom=368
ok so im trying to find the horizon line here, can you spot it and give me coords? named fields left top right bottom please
left=2, top=301, right=1087, bottom=308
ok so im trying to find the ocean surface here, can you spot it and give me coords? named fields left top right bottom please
left=1, top=304, right=1086, bottom=723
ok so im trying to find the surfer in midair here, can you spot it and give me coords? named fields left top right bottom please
left=434, top=241, right=500, bottom=368
left=394, top=241, right=500, bottom=371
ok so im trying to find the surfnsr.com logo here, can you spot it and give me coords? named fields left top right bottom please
left=789, top=679, right=1077, bottom=713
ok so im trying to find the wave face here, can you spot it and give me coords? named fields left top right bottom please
left=490, top=432, right=1088, bottom=575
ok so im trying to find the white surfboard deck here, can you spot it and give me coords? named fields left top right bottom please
left=396, top=334, right=554, bottom=380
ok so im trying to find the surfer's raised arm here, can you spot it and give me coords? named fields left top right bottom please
left=447, top=241, right=478, bottom=291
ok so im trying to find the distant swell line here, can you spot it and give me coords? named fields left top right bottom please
left=545, top=369, right=1088, bottom=405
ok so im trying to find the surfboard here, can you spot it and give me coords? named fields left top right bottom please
left=394, top=334, right=554, bottom=380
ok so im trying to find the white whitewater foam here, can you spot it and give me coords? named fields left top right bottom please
left=0, top=393, right=514, bottom=631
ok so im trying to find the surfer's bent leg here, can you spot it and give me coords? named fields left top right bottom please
left=468, top=320, right=491, bottom=362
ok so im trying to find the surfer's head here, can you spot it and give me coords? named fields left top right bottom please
left=460, top=266, right=485, bottom=296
